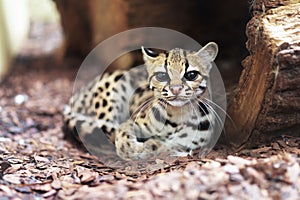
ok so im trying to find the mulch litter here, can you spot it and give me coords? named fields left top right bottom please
left=0, top=54, right=299, bottom=200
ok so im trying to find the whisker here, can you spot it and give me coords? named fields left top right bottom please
left=198, top=100, right=227, bottom=139
left=194, top=100, right=220, bottom=129
left=188, top=100, right=216, bottom=142
left=197, top=102, right=225, bottom=142
left=198, top=100, right=223, bottom=130
left=202, top=98, right=237, bottom=129
left=202, top=98, right=227, bottom=118
left=131, top=97, right=156, bottom=122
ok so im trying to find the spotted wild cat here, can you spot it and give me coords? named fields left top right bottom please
left=63, top=42, right=219, bottom=160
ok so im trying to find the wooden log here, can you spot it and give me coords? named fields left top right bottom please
left=54, top=0, right=94, bottom=57
left=251, top=0, right=300, bottom=13
left=226, top=1, right=300, bottom=147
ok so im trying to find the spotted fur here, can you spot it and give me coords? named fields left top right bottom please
left=63, top=42, right=219, bottom=160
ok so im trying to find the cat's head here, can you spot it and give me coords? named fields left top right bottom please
left=142, top=42, right=218, bottom=106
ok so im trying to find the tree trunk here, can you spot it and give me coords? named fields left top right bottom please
left=226, top=0, right=300, bottom=147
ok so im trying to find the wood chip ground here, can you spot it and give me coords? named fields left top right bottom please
left=0, top=37, right=299, bottom=199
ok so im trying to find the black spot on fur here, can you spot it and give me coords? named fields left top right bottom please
left=192, top=141, right=198, bottom=145
left=108, top=106, right=113, bottom=112
left=137, top=137, right=149, bottom=142
left=135, top=87, right=143, bottom=93
left=112, top=88, right=118, bottom=93
left=114, top=74, right=123, bottom=82
left=102, top=99, right=108, bottom=107
left=200, top=120, right=210, bottom=130
left=198, top=102, right=209, bottom=116
left=93, top=92, right=99, bottom=97
left=176, top=126, right=184, bottom=132
left=98, top=113, right=105, bottom=119
left=179, top=133, right=188, bottom=138
left=200, top=138, right=205, bottom=142
left=106, top=92, right=110, bottom=96
left=95, top=102, right=100, bottom=109
left=101, top=125, right=107, bottom=134
left=166, top=120, right=177, bottom=128
left=105, top=82, right=110, bottom=88
left=98, top=87, right=103, bottom=92
left=121, top=96, right=126, bottom=101
left=140, top=112, right=146, bottom=119
left=135, top=87, right=145, bottom=97
left=199, top=85, right=206, bottom=90
left=121, top=84, right=126, bottom=92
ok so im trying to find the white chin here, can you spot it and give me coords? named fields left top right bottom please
left=167, top=99, right=189, bottom=107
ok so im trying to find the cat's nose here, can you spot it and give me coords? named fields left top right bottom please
left=169, top=85, right=183, bottom=95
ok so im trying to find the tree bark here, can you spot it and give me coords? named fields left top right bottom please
left=226, top=1, right=300, bottom=147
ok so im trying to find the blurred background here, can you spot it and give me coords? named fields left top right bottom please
left=0, top=0, right=61, bottom=80
left=0, top=0, right=250, bottom=86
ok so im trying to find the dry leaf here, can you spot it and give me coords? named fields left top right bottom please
left=31, top=183, right=52, bottom=192
left=51, top=179, right=62, bottom=190
left=3, top=174, right=22, bottom=184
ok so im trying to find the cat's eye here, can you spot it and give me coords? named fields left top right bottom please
left=184, top=71, right=199, bottom=81
left=155, top=72, right=170, bottom=82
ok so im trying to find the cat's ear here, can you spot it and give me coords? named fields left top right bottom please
left=195, top=42, right=218, bottom=62
left=141, top=46, right=159, bottom=63
left=195, top=42, right=218, bottom=73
